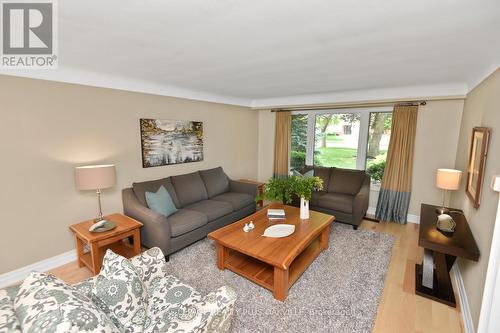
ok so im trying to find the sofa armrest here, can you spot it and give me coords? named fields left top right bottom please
left=229, top=179, right=257, bottom=197
left=193, top=286, right=237, bottom=333
left=122, top=188, right=173, bottom=255
left=352, top=175, right=371, bottom=226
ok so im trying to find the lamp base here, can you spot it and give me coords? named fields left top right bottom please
left=435, top=207, right=450, bottom=215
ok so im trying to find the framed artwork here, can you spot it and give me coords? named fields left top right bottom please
left=466, top=127, right=490, bottom=208
left=140, top=119, right=204, bottom=168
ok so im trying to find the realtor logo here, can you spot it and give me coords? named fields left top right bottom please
left=1, top=0, right=57, bottom=68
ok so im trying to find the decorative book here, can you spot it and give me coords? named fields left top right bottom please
left=267, top=208, right=286, bottom=219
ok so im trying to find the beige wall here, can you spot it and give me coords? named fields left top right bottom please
left=410, top=100, right=464, bottom=215
left=256, top=101, right=465, bottom=216
left=0, top=75, right=258, bottom=275
left=450, top=68, right=500, bottom=329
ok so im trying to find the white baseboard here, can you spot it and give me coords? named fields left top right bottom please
left=367, top=207, right=420, bottom=224
left=453, top=263, right=475, bottom=333
left=0, top=250, right=77, bottom=289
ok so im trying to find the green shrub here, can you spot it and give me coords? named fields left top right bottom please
left=290, top=150, right=321, bottom=171
left=366, top=160, right=386, bottom=182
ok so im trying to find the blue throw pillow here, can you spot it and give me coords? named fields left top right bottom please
left=145, top=185, right=178, bottom=217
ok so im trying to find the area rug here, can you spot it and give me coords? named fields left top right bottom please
left=165, top=223, right=394, bottom=333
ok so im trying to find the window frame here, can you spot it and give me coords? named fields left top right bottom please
left=291, top=107, right=392, bottom=170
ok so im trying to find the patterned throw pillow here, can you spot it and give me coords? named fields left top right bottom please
left=93, top=249, right=149, bottom=332
left=0, top=289, right=21, bottom=333
left=13, top=272, right=118, bottom=333
left=129, top=247, right=167, bottom=295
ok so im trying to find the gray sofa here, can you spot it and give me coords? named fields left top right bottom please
left=123, top=167, right=257, bottom=259
left=301, top=166, right=370, bottom=230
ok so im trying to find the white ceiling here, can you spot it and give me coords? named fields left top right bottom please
left=2, top=0, right=500, bottom=107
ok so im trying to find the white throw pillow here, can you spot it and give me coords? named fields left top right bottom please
left=93, top=249, right=149, bottom=332
left=13, top=272, right=118, bottom=333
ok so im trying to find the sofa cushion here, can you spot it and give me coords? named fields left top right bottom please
left=212, top=192, right=254, bottom=211
left=145, top=280, right=236, bottom=333
left=328, top=168, right=366, bottom=195
left=169, top=209, right=208, bottom=237
left=130, top=247, right=167, bottom=295
left=185, top=200, right=233, bottom=222
left=93, top=250, right=148, bottom=332
left=317, top=192, right=354, bottom=213
left=145, top=185, right=178, bottom=217
left=310, top=191, right=327, bottom=206
left=171, top=172, right=209, bottom=207
left=199, top=167, right=230, bottom=198
left=133, top=177, right=180, bottom=209
left=313, top=167, right=332, bottom=190
left=14, top=272, right=118, bottom=332
left=0, top=289, right=21, bottom=333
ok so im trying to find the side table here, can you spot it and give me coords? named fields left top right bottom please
left=69, top=213, right=143, bottom=275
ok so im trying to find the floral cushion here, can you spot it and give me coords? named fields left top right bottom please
left=93, top=249, right=149, bottom=332
left=145, top=285, right=237, bottom=333
left=13, top=272, right=118, bottom=333
left=129, top=247, right=167, bottom=294
left=0, top=289, right=21, bottom=333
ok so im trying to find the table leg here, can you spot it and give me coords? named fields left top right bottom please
left=320, top=225, right=330, bottom=250
left=90, top=243, right=101, bottom=275
left=75, top=236, right=84, bottom=268
left=132, top=229, right=141, bottom=255
left=273, top=267, right=289, bottom=301
left=216, top=243, right=228, bottom=270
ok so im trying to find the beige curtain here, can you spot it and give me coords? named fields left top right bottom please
left=375, top=105, right=418, bottom=224
left=273, top=111, right=291, bottom=178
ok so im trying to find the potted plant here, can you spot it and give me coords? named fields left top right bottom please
left=291, top=175, right=323, bottom=219
left=258, top=175, right=323, bottom=219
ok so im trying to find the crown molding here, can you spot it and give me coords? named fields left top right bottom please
left=0, top=67, right=253, bottom=107
left=250, top=83, right=468, bottom=109
left=0, top=68, right=474, bottom=109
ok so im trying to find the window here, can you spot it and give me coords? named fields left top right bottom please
left=289, top=108, right=393, bottom=179
left=314, top=113, right=361, bottom=169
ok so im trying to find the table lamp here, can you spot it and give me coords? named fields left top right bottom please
left=435, top=168, right=462, bottom=214
left=75, top=164, right=116, bottom=223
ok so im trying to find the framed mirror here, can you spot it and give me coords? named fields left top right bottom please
left=466, top=127, right=490, bottom=208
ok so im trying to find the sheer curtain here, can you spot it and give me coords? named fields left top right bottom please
left=273, top=111, right=291, bottom=178
left=376, top=105, right=418, bottom=224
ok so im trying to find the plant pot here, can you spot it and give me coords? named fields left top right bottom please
left=300, top=196, right=309, bottom=219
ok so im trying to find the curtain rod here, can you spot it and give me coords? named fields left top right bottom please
left=270, top=100, right=427, bottom=112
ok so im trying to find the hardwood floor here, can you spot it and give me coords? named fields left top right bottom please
left=49, top=219, right=464, bottom=333
left=359, top=220, right=464, bottom=333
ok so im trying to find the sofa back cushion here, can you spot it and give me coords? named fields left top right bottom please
left=199, top=167, right=229, bottom=198
left=328, top=168, right=366, bottom=195
left=133, top=177, right=180, bottom=208
left=171, top=171, right=209, bottom=207
left=312, top=166, right=332, bottom=191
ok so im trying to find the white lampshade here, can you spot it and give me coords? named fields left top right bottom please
left=492, top=175, right=500, bottom=192
left=436, top=169, right=462, bottom=190
left=75, top=165, right=116, bottom=191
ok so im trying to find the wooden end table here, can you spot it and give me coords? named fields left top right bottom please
left=69, top=213, right=143, bottom=275
left=238, top=179, right=265, bottom=208
left=415, top=204, right=480, bottom=307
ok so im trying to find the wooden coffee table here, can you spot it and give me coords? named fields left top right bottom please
left=208, top=204, right=335, bottom=301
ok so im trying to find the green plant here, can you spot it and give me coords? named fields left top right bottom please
left=257, top=175, right=323, bottom=204
left=291, top=175, right=323, bottom=201
left=366, top=160, right=386, bottom=182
